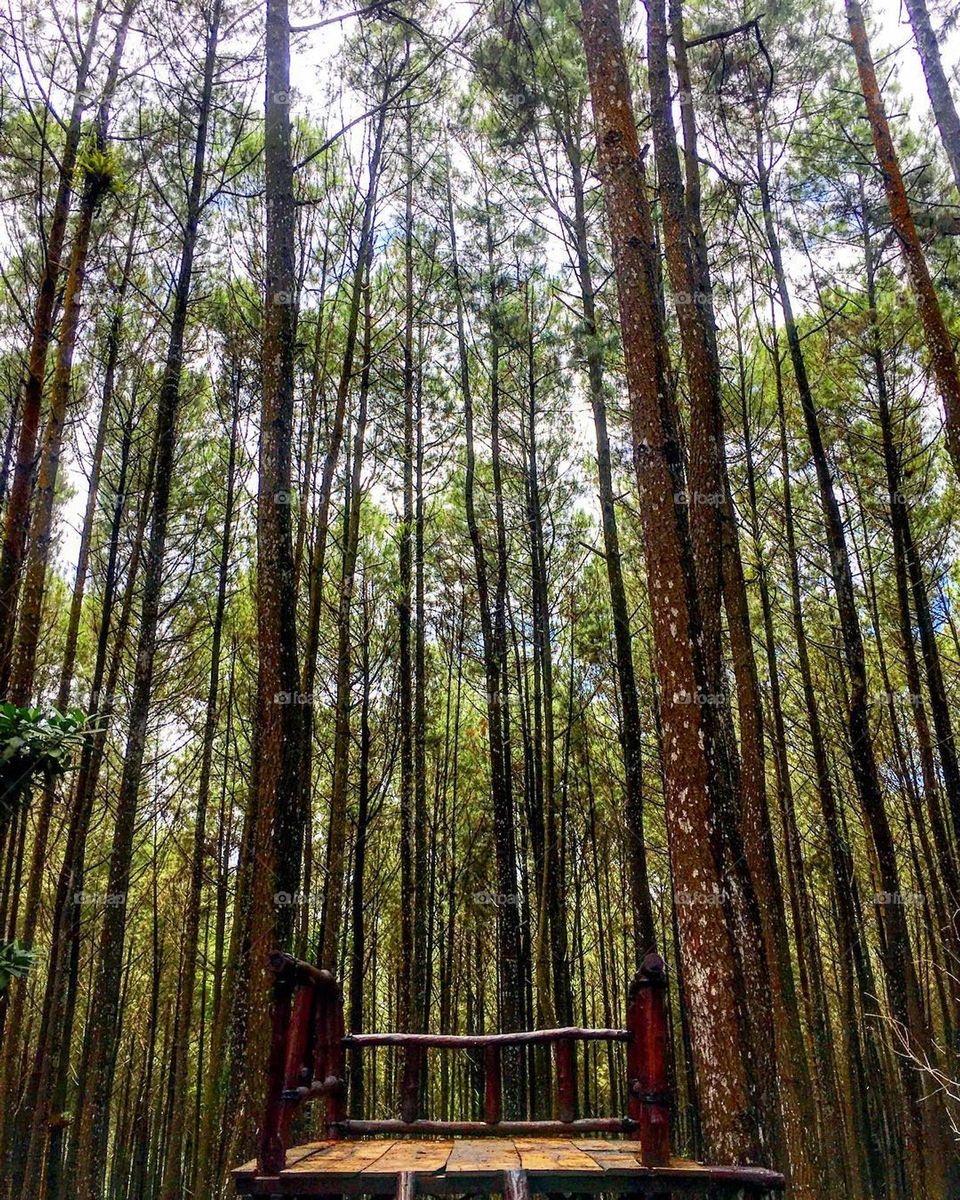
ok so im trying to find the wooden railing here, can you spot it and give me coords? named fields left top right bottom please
left=258, top=950, right=670, bottom=1175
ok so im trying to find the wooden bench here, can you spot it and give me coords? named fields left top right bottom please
left=232, top=951, right=784, bottom=1199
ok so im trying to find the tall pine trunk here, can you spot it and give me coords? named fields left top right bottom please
left=523, top=283, right=572, bottom=1027
left=845, top=0, right=960, bottom=483
left=10, top=0, right=137, bottom=702
left=447, top=166, right=525, bottom=1110
left=239, top=0, right=306, bottom=1164
left=159, top=371, right=239, bottom=1200
left=398, top=94, right=416, bottom=1033
left=580, top=0, right=780, bottom=1164
left=759, top=135, right=947, bottom=1181
left=902, top=0, right=960, bottom=194
left=565, top=146, right=654, bottom=955
left=648, top=0, right=796, bottom=1173
left=772, top=336, right=891, bottom=1198
left=321, top=271, right=372, bottom=973
left=0, top=0, right=106, bottom=687
left=71, top=7, right=222, bottom=1193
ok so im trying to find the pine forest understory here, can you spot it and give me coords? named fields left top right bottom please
left=7, top=0, right=960, bottom=1195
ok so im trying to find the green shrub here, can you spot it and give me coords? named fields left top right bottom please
left=0, top=940, right=39, bottom=993
left=0, top=703, right=88, bottom=824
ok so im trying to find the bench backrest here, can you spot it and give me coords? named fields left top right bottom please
left=258, top=951, right=669, bottom=1175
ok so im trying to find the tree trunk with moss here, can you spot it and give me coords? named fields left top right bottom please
left=580, top=0, right=782, bottom=1165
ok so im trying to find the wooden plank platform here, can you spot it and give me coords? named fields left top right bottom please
left=233, top=1137, right=785, bottom=1196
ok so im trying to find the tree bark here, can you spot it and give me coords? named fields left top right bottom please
left=759, top=139, right=947, bottom=1189
left=734, top=304, right=852, bottom=1196
left=320, top=272, right=372, bottom=971
left=398, top=94, right=416, bottom=1034
left=845, top=0, right=960, bottom=482
left=57, top=194, right=141, bottom=711
left=240, top=0, right=306, bottom=1162
left=159, top=369, right=239, bottom=1200
left=348, top=585, right=377, bottom=1116
left=446, top=165, right=525, bottom=1108
left=771, top=333, right=891, bottom=1198
left=648, top=0, right=797, bottom=1175
left=10, top=0, right=138, bottom=703
left=0, top=0, right=106, bottom=688
left=862, top=184, right=960, bottom=898
left=523, top=282, right=573, bottom=1028
left=580, top=0, right=776, bottom=1164
left=71, top=6, right=222, bottom=1193
left=902, top=0, right=960, bottom=194
left=565, top=144, right=655, bottom=955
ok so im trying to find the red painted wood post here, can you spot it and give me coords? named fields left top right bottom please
left=323, top=974, right=348, bottom=1136
left=484, top=1044, right=502, bottom=1124
left=258, top=954, right=298, bottom=1175
left=626, top=952, right=670, bottom=1165
left=311, top=975, right=330, bottom=1096
left=554, top=1038, right=576, bottom=1123
left=276, top=978, right=316, bottom=1148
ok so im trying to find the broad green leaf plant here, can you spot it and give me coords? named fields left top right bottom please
left=0, top=703, right=87, bottom=826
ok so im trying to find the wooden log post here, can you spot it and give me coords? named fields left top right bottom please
left=626, top=952, right=670, bottom=1165
left=554, top=1038, right=576, bottom=1123
left=258, top=954, right=300, bottom=1175
left=400, top=1041, right=423, bottom=1124
left=319, top=973, right=348, bottom=1136
left=484, top=1044, right=502, bottom=1124
left=504, top=1168, right=531, bottom=1200
left=277, top=978, right=317, bottom=1143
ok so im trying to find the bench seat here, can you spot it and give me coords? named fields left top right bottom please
left=233, top=1136, right=785, bottom=1197
left=234, top=954, right=785, bottom=1198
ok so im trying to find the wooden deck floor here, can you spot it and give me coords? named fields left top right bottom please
left=233, top=1137, right=785, bottom=1196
